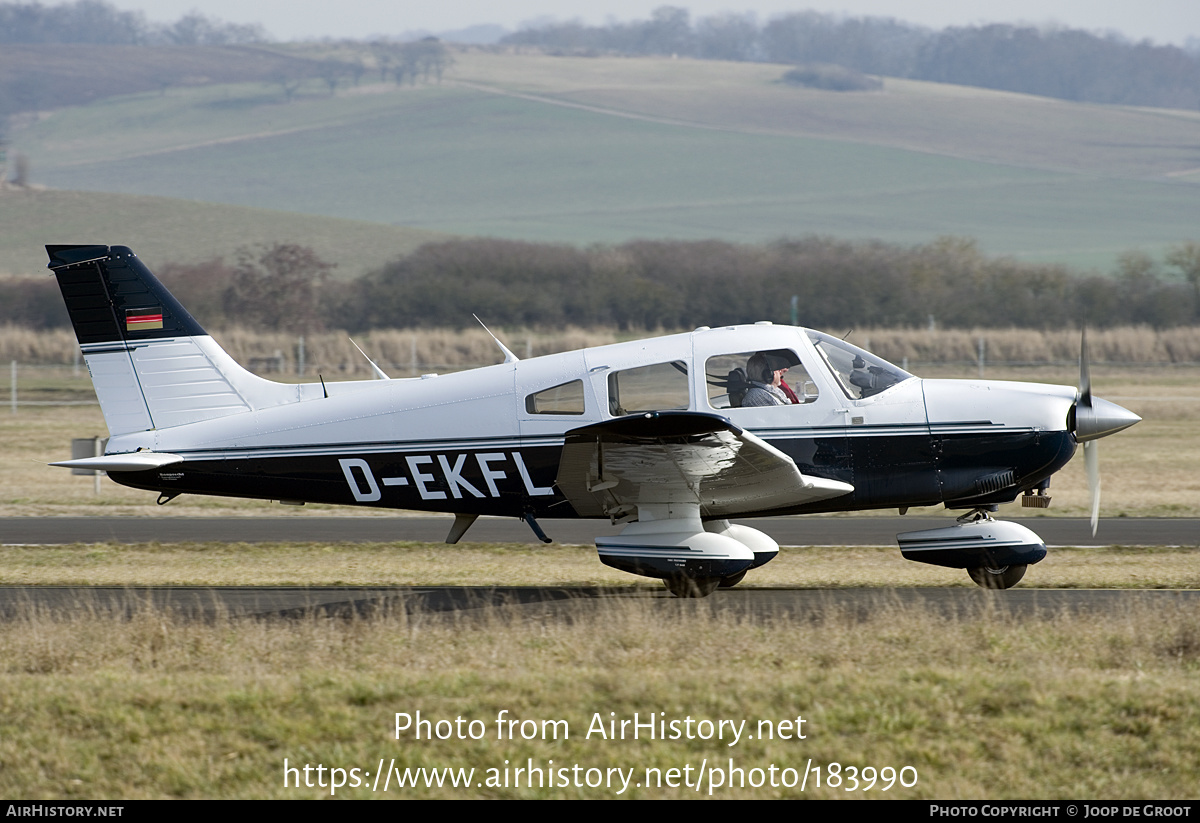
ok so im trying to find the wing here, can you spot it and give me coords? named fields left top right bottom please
left=555, top=411, right=852, bottom=519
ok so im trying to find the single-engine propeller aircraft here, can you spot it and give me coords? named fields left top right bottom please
left=48, top=245, right=1141, bottom=596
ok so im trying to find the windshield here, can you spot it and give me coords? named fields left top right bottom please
left=807, top=331, right=914, bottom=400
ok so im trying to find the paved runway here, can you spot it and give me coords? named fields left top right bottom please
left=3, top=516, right=1197, bottom=547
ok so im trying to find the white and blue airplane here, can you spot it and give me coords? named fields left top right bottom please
left=48, top=245, right=1141, bottom=596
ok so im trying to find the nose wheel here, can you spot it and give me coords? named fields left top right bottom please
left=718, top=570, right=748, bottom=588
left=967, top=564, right=1027, bottom=589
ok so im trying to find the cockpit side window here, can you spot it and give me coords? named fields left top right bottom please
left=705, top=349, right=817, bottom=409
left=607, top=361, right=689, bottom=416
left=525, top=380, right=585, bottom=415
left=806, top=331, right=913, bottom=400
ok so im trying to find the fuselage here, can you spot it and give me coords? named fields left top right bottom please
left=106, top=324, right=1080, bottom=519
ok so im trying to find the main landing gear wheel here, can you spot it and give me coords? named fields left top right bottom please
left=718, top=570, right=748, bottom=589
left=663, top=577, right=721, bottom=598
left=967, top=564, right=1027, bottom=590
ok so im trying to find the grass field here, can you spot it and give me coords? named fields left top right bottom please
left=0, top=593, right=1197, bottom=798
left=1, top=541, right=1197, bottom=589
left=10, top=51, right=1200, bottom=271
left=0, top=189, right=448, bottom=279
left=450, top=53, right=1200, bottom=179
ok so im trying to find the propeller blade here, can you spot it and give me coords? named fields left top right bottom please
left=1078, top=327, right=1092, bottom=410
left=1084, top=439, right=1100, bottom=537
left=1073, top=326, right=1138, bottom=536
left=1081, top=327, right=1101, bottom=536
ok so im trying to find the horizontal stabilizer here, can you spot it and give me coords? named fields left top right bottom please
left=51, top=452, right=183, bottom=472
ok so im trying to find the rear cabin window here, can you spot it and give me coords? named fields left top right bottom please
left=705, top=349, right=818, bottom=409
left=607, top=361, right=689, bottom=416
left=525, top=380, right=585, bottom=415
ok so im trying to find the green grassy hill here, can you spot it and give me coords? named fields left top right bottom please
left=0, top=189, right=447, bottom=278
left=0, top=44, right=328, bottom=111
left=10, top=50, right=1200, bottom=271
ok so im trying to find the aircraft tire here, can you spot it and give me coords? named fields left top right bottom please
left=718, top=570, right=748, bottom=588
left=663, top=576, right=721, bottom=598
left=967, top=564, right=1027, bottom=589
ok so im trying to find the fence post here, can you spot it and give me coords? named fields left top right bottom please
left=978, top=337, right=986, bottom=378
left=10, top=360, right=15, bottom=414
left=70, top=436, right=107, bottom=494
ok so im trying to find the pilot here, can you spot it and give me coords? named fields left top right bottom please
left=742, top=353, right=789, bottom=406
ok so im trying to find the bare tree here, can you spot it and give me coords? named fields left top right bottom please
left=271, top=69, right=305, bottom=103
left=317, top=59, right=351, bottom=96
left=223, top=244, right=336, bottom=333
left=1166, top=241, right=1200, bottom=312
left=370, top=41, right=397, bottom=82
left=399, top=39, right=454, bottom=84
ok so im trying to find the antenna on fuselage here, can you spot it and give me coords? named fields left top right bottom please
left=349, top=337, right=391, bottom=380
left=474, top=314, right=520, bottom=364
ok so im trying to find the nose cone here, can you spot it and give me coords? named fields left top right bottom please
left=1075, top=396, right=1141, bottom=442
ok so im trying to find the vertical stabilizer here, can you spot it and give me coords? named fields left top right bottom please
left=48, top=245, right=294, bottom=436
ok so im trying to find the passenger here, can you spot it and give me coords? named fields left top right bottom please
left=742, top=353, right=789, bottom=406
left=778, top=374, right=800, bottom=404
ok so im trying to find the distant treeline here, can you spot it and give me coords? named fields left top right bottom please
left=342, top=237, right=1200, bottom=331
left=0, top=5, right=451, bottom=128
left=503, top=8, right=1200, bottom=110
left=7, top=237, right=1200, bottom=334
left=0, top=0, right=266, bottom=46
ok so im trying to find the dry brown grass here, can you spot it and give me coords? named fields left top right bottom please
left=1, top=595, right=1198, bottom=798
left=0, top=325, right=81, bottom=364
left=6, top=325, right=1200, bottom=374
left=862, top=326, right=1200, bottom=366
left=1, top=541, right=1196, bottom=588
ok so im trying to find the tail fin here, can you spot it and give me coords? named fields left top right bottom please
left=49, top=245, right=296, bottom=436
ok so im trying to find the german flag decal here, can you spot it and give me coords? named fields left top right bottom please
left=125, top=307, right=164, bottom=332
